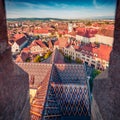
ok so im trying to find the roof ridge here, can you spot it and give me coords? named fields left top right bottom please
left=30, top=69, right=51, bottom=119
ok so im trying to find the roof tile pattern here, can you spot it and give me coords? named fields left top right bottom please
left=18, top=49, right=90, bottom=120
left=51, top=84, right=90, bottom=116
left=54, top=64, right=87, bottom=84
left=30, top=69, right=51, bottom=120
left=17, top=63, right=52, bottom=88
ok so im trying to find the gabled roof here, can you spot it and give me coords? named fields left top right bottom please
left=14, top=33, right=25, bottom=41
left=57, top=37, right=68, bottom=48
left=17, top=48, right=90, bottom=119
left=30, top=69, right=51, bottom=119
left=51, top=49, right=65, bottom=64
left=54, top=40, right=59, bottom=45
left=33, top=29, right=49, bottom=34
left=42, top=48, right=65, bottom=64
left=29, top=40, right=48, bottom=48
left=17, top=63, right=52, bottom=88
left=81, top=44, right=112, bottom=61
left=35, top=40, right=47, bottom=48
left=76, top=27, right=98, bottom=38
left=16, top=36, right=27, bottom=46
left=54, top=64, right=87, bottom=84
left=21, top=47, right=30, bottom=53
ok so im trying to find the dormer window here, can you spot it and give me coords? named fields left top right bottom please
left=94, top=53, right=97, bottom=57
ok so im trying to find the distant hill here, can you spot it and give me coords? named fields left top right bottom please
left=7, top=16, right=114, bottom=21
left=7, top=18, right=66, bottom=21
left=89, top=16, right=115, bottom=20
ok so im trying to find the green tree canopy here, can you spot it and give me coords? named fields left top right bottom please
left=75, top=57, right=83, bottom=64
left=33, top=55, right=41, bottom=63
left=89, top=69, right=101, bottom=92
left=44, top=51, right=52, bottom=59
left=26, top=57, right=31, bottom=62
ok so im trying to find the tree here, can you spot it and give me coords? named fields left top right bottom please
left=33, top=55, right=41, bottom=62
left=86, top=21, right=92, bottom=26
left=94, top=41, right=100, bottom=47
left=26, top=57, right=31, bottom=62
left=44, top=51, right=52, bottom=59
left=67, top=55, right=71, bottom=62
left=75, top=57, right=83, bottom=64
left=64, top=55, right=72, bottom=63
left=89, top=69, right=101, bottom=92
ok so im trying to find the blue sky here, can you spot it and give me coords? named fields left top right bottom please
left=5, top=0, right=116, bottom=19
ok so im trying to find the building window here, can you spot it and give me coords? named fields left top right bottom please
left=92, top=60, right=95, bottom=63
left=97, top=64, right=100, bottom=67
left=94, top=53, right=98, bottom=57
left=82, top=57, right=85, bottom=60
left=97, top=61, right=100, bottom=63
left=86, top=59, right=89, bottom=61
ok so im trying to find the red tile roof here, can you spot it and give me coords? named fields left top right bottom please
left=57, top=37, right=68, bottom=48
left=97, top=27, right=114, bottom=37
left=14, top=34, right=25, bottom=41
left=68, top=31, right=76, bottom=37
left=58, top=30, right=68, bottom=35
left=81, top=44, right=112, bottom=61
left=93, top=44, right=112, bottom=61
left=29, top=40, right=47, bottom=48
left=30, top=69, right=51, bottom=119
left=16, top=55, right=23, bottom=62
left=76, top=27, right=98, bottom=38
left=22, top=48, right=30, bottom=53
left=33, top=29, right=49, bottom=34
left=54, top=40, right=59, bottom=45
left=74, top=45, right=80, bottom=50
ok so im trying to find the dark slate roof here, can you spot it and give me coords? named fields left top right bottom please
left=52, top=64, right=87, bottom=84
left=17, top=48, right=90, bottom=120
left=42, top=48, right=65, bottom=64
left=53, top=49, right=65, bottom=64
left=16, top=36, right=27, bottom=46
left=50, top=83, right=90, bottom=117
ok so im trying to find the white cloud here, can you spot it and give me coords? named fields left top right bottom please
left=5, top=1, right=115, bottom=19
left=5, top=1, right=53, bottom=10
left=93, top=0, right=104, bottom=9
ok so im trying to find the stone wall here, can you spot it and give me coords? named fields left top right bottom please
left=91, top=0, right=120, bottom=120
left=0, top=48, right=30, bottom=120
left=0, top=1, right=30, bottom=120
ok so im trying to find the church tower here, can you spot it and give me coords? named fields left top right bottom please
left=0, top=1, right=30, bottom=119
left=68, top=22, right=73, bottom=33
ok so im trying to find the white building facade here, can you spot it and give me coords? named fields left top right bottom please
left=63, top=46, right=109, bottom=70
left=76, top=34, right=113, bottom=46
